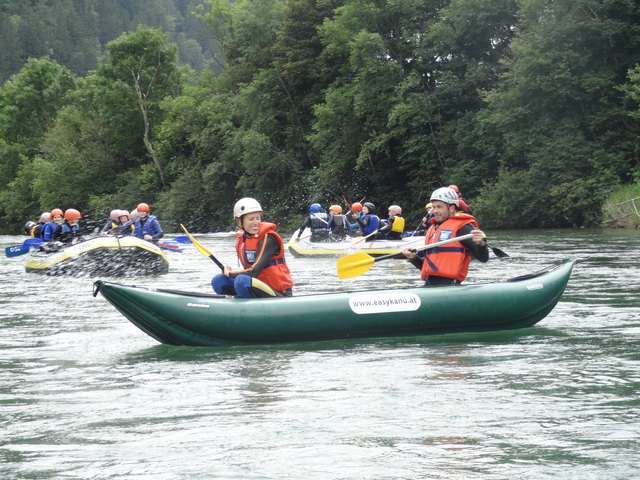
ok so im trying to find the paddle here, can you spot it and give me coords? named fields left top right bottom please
left=4, top=238, right=44, bottom=258
left=289, top=230, right=312, bottom=245
left=487, top=243, right=509, bottom=258
left=408, top=220, right=425, bottom=237
left=337, top=233, right=473, bottom=279
left=24, top=237, right=44, bottom=247
left=172, top=235, right=191, bottom=244
left=311, top=213, right=329, bottom=225
left=5, top=244, right=33, bottom=257
left=158, top=242, right=183, bottom=253
left=180, top=224, right=224, bottom=271
left=342, top=196, right=366, bottom=217
left=351, top=229, right=378, bottom=246
left=108, top=220, right=134, bottom=234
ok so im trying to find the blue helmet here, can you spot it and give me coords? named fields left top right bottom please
left=309, top=203, right=322, bottom=213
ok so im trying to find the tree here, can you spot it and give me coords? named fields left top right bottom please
left=309, top=0, right=516, bottom=215
left=475, top=0, right=640, bottom=227
left=0, top=58, right=74, bottom=231
left=99, top=27, right=185, bottom=187
left=0, top=57, right=74, bottom=149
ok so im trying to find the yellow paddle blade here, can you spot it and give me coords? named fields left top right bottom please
left=180, top=224, right=212, bottom=258
left=336, top=252, right=376, bottom=279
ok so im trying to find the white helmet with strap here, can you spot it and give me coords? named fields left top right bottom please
left=110, top=209, right=122, bottom=221
left=388, top=205, right=402, bottom=215
left=234, top=197, right=263, bottom=218
left=430, top=187, right=459, bottom=207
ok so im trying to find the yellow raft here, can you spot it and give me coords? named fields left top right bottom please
left=25, top=236, right=169, bottom=276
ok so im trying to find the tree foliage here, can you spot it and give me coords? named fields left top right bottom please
left=0, top=0, right=220, bottom=83
left=475, top=0, right=640, bottom=227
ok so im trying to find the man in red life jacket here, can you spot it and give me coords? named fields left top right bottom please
left=212, top=197, right=293, bottom=298
left=401, top=187, right=489, bottom=287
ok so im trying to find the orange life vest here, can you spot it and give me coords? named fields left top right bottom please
left=421, top=213, right=479, bottom=282
left=235, top=222, right=293, bottom=294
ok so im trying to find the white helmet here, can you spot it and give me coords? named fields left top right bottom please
left=39, top=212, right=51, bottom=223
left=234, top=197, right=263, bottom=218
left=129, top=209, right=141, bottom=222
left=388, top=205, right=402, bottom=215
left=430, top=187, right=459, bottom=207
left=109, top=209, right=122, bottom=221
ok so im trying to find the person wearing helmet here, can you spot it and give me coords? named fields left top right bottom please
left=24, top=220, right=39, bottom=238
left=411, top=202, right=435, bottom=236
left=40, top=208, right=64, bottom=241
left=423, top=202, right=434, bottom=225
left=133, top=202, right=164, bottom=242
left=35, top=212, right=51, bottom=238
left=24, top=211, right=49, bottom=238
left=294, top=203, right=330, bottom=242
left=401, top=187, right=488, bottom=287
left=212, top=197, right=293, bottom=298
left=100, top=209, right=134, bottom=236
left=100, top=210, right=121, bottom=236
left=448, top=184, right=473, bottom=214
left=346, top=202, right=364, bottom=233
left=326, top=204, right=351, bottom=241
left=52, top=208, right=82, bottom=244
left=350, top=202, right=363, bottom=214
left=377, top=205, right=405, bottom=240
left=351, top=202, right=380, bottom=237
left=129, top=208, right=141, bottom=223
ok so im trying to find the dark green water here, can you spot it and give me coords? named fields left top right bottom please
left=1, top=229, right=638, bottom=479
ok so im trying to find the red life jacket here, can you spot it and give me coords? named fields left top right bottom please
left=235, top=222, right=293, bottom=294
left=421, top=213, right=479, bottom=282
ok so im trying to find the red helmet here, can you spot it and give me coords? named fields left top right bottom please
left=50, top=208, right=64, bottom=219
left=351, top=202, right=363, bottom=212
left=137, top=203, right=150, bottom=212
left=64, top=208, right=81, bottom=222
left=448, top=184, right=460, bottom=194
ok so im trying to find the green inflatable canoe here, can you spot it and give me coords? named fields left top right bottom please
left=94, top=259, right=575, bottom=347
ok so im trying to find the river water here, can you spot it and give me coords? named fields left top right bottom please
left=1, top=229, right=638, bottom=479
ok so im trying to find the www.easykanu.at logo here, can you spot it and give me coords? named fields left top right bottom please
left=349, top=293, right=421, bottom=314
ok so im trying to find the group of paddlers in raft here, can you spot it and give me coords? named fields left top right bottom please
left=24, top=203, right=164, bottom=251
left=293, top=184, right=473, bottom=243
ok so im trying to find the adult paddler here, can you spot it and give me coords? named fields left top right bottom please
left=212, top=197, right=293, bottom=298
left=401, top=187, right=489, bottom=287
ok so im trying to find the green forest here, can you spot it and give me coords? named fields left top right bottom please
left=1, top=0, right=639, bottom=234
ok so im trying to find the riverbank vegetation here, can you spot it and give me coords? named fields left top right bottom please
left=602, top=186, right=640, bottom=229
left=1, top=0, right=639, bottom=233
